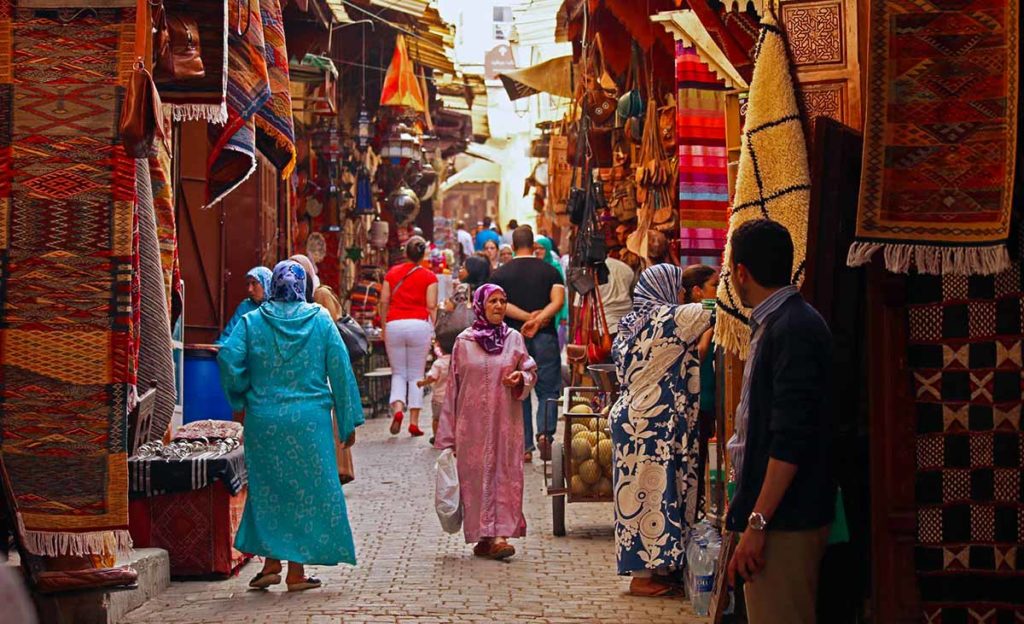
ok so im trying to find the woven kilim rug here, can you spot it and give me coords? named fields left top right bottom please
left=713, top=11, right=810, bottom=359
left=0, top=3, right=135, bottom=557
left=135, top=161, right=175, bottom=444
left=848, top=0, right=1019, bottom=276
left=149, top=147, right=181, bottom=320
left=907, top=260, right=1024, bottom=622
left=156, top=0, right=228, bottom=123
left=254, top=0, right=295, bottom=179
left=676, top=43, right=729, bottom=266
left=206, top=0, right=270, bottom=206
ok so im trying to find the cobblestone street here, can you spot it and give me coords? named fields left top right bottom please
left=124, top=413, right=704, bottom=624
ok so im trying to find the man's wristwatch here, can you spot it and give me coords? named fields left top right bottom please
left=748, top=512, right=768, bottom=531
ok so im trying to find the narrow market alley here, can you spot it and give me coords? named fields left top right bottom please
left=122, top=415, right=704, bottom=624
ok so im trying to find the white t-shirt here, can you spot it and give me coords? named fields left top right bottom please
left=457, top=229, right=474, bottom=257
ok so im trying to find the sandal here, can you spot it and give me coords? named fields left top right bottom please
left=628, top=577, right=680, bottom=597
left=287, top=576, right=323, bottom=592
left=473, top=541, right=492, bottom=557
left=487, top=541, right=515, bottom=560
left=389, top=411, right=404, bottom=435
left=248, top=571, right=282, bottom=589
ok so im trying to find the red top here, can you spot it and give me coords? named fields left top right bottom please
left=385, top=262, right=438, bottom=322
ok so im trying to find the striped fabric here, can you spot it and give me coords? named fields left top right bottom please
left=676, top=43, right=729, bottom=265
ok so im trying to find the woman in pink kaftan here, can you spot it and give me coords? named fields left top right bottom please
left=434, top=284, right=537, bottom=560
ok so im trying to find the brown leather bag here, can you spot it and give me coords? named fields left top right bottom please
left=154, top=4, right=205, bottom=82
left=119, top=59, right=167, bottom=158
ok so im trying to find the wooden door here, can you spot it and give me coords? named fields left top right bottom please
left=176, top=123, right=280, bottom=344
left=778, top=0, right=863, bottom=133
left=866, top=267, right=922, bottom=623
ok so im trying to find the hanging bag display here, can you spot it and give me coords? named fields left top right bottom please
left=152, top=2, right=205, bottom=82
left=120, top=58, right=168, bottom=158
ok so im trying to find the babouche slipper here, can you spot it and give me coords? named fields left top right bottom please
left=287, top=576, right=323, bottom=592
left=248, top=572, right=282, bottom=589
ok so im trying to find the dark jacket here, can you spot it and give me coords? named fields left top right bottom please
left=725, top=295, right=836, bottom=532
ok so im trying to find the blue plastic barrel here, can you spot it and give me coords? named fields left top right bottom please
left=183, top=347, right=234, bottom=423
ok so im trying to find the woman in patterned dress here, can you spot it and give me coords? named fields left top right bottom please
left=217, top=260, right=363, bottom=592
left=608, top=264, right=712, bottom=596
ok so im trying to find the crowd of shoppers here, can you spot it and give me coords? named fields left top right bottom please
left=213, top=216, right=834, bottom=622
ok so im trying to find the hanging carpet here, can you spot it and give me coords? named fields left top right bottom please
left=676, top=42, right=729, bottom=265
left=713, top=11, right=811, bottom=359
left=135, top=161, right=176, bottom=445
left=206, top=0, right=270, bottom=206
left=149, top=146, right=181, bottom=323
left=254, top=0, right=295, bottom=179
left=0, top=3, right=136, bottom=557
left=156, top=0, right=229, bottom=124
left=907, top=252, right=1024, bottom=622
left=848, top=0, right=1019, bottom=276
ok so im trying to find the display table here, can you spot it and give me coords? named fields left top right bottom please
left=128, top=448, right=250, bottom=578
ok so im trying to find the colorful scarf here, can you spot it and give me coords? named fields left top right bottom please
left=247, top=266, right=273, bottom=303
left=618, top=264, right=685, bottom=344
left=468, top=284, right=511, bottom=355
left=270, top=261, right=307, bottom=303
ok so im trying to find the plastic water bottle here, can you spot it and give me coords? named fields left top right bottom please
left=687, top=521, right=718, bottom=617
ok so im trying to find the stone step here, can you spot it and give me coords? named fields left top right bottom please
left=32, top=548, right=170, bottom=624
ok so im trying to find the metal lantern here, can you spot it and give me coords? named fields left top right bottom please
left=380, top=124, right=422, bottom=163
left=387, top=184, right=420, bottom=227
left=356, top=101, right=372, bottom=151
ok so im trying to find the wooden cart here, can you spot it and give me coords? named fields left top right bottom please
left=546, top=367, right=619, bottom=536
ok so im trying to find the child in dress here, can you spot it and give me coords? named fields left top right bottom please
left=418, top=331, right=457, bottom=445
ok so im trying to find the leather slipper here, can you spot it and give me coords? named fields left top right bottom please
left=248, top=572, right=282, bottom=589
left=488, top=542, right=515, bottom=560
left=287, top=576, right=323, bottom=592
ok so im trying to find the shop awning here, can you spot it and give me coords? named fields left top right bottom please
left=497, top=56, right=574, bottom=101
left=440, top=158, right=502, bottom=192
left=406, top=6, right=457, bottom=75
left=368, top=0, right=427, bottom=17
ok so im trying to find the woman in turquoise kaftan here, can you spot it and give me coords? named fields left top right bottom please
left=217, top=260, right=363, bottom=591
left=216, top=266, right=272, bottom=344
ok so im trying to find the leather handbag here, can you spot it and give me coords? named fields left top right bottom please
left=153, top=4, right=205, bottom=82
left=119, top=58, right=168, bottom=158
left=333, top=418, right=355, bottom=485
left=335, top=315, right=369, bottom=359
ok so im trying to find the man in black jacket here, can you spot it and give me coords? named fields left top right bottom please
left=724, top=220, right=835, bottom=624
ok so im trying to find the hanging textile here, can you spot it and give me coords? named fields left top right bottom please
left=907, top=257, right=1024, bottom=622
left=254, top=0, right=296, bottom=179
left=380, top=34, right=425, bottom=112
left=149, top=146, right=182, bottom=322
left=135, top=161, right=177, bottom=445
left=847, top=0, right=1018, bottom=276
left=676, top=43, right=729, bottom=266
left=206, top=0, right=271, bottom=206
left=156, top=0, right=229, bottom=124
left=0, top=3, right=135, bottom=557
left=714, top=11, right=811, bottom=359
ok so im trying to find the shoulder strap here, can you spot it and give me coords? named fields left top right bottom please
left=392, top=264, right=423, bottom=297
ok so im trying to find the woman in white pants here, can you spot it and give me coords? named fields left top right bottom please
left=380, top=237, right=438, bottom=437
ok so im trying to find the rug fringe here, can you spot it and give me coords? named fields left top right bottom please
left=712, top=314, right=751, bottom=361
left=22, top=529, right=133, bottom=559
left=165, top=103, right=228, bottom=125
left=847, top=242, right=1011, bottom=275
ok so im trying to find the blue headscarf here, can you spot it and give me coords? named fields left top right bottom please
left=270, top=260, right=307, bottom=303
left=246, top=266, right=273, bottom=303
left=617, top=264, right=685, bottom=343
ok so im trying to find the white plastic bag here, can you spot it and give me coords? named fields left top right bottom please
left=434, top=449, right=463, bottom=534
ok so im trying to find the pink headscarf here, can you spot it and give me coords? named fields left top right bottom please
left=467, top=284, right=510, bottom=355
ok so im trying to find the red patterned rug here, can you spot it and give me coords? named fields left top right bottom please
left=0, top=3, right=136, bottom=557
left=849, top=0, right=1019, bottom=276
left=907, top=260, right=1024, bottom=621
